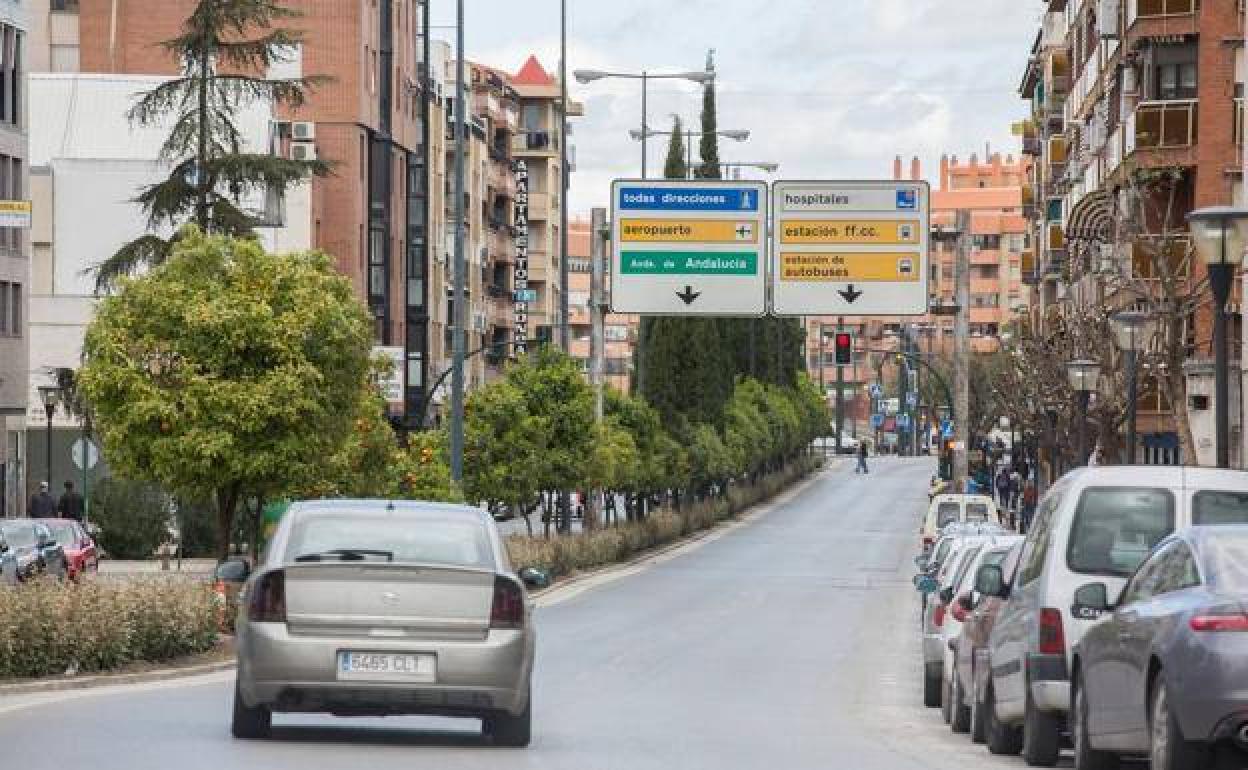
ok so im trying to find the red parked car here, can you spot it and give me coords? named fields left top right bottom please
left=44, top=519, right=98, bottom=580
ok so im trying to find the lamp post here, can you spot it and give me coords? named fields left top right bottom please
left=1111, top=310, right=1157, bottom=465
left=719, top=161, right=781, bottom=179
left=628, top=126, right=749, bottom=178
left=574, top=68, right=715, bottom=179
left=1067, top=359, right=1102, bottom=466
left=1187, top=206, right=1248, bottom=469
left=37, top=385, right=59, bottom=489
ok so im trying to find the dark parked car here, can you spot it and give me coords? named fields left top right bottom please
left=1071, top=525, right=1248, bottom=770
left=952, top=541, right=1024, bottom=744
left=0, top=519, right=68, bottom=582
left=45, top=519, right=98, bottom=580
left=0, top=528, right=17, bottom=586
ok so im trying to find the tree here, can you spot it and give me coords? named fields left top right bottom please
left=663, top=115, right=687, bottom=180
left=693, top=50, right=719, bottom=180
left=79, top=229, right=373, bottom=559
left=94, top=0, right=329, bottom=290
left=641, top=317, right=734, bottom=426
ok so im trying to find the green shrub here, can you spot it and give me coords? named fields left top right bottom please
left=0, top=579, right=218, bottom=679
left=90, top=478, right=171, bottom=559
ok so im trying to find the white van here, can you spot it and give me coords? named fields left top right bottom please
left=921, top=493, right=999, bottom=550
left=980, top=466, right=1248, bottom=766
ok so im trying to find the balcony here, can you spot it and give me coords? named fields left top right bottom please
left=1131, top=236, right=1191, bottom=281
left=1132, top=100, right=1197, bottom=149
left=1127, top=0, right=1198, bottom=32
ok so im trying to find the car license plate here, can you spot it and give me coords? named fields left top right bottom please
left=336, top=652, right=436, bottom=683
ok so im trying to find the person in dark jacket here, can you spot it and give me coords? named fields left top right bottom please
left=57, top=481, right=85, bottom=522
left=28, top=482, right=56, bottom=518
left=855, top=441, right=869, bottom=474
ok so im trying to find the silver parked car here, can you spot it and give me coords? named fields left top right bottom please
left=230, top=500, right=546, bottom=746
left=1071, top=525, right=1248, bottom=770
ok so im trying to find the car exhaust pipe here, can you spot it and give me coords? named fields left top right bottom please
left=1236, top=723, right=1248, bottom=749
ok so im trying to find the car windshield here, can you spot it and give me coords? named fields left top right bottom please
left=931, top=538, right=953, bottom=565
left=48, top=523, right=79, bottom=545
left=965, top=502, right=990, bottom=521
left=1203, top=534, right=1248, bottom=592
left=1068, top=487, right=1174, bottom=577
left=1192, top=491, right=1248, bottom=526
left=286, top=512, right=494, bottom=569
left=936, top=502, right=960, bottom=528
left=0, top=522, right=35, bottom=549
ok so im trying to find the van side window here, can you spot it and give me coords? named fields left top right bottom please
left=1154, top=542, right=1201, bottom=595
left=936, top=502, right=960, bottom=528
left=1192, top=491, right=1248, bottom=525
left=1017, top=485, right=1064, bottom=586
left=1067, top=487, right=1174, bottom=577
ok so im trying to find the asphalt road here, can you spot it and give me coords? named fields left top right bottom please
left=0, top=458, right=1062, bottom=770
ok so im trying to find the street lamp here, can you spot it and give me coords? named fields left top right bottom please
left=1066, top=359, right=1101, bottom=466
left=574, top=68, right=715, bottom=178
left=628, top=126, right=749, bottom=178
left=720, top=161, right=781, bottom=179
left=1187, top=206, right=1248, bottom=468
left=37, top=385, right=59, bottom=489
left=1111, top=310, right=1158, bottom=465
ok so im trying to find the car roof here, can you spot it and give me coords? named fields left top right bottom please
left=287, top=499, right=489, bottom=521
left=1057, top=465, right=1248, bottom=490
left=933, top=493, right=995, bottom=505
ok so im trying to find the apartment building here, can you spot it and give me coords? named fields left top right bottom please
left=807, top=153, right=1029, bottom=444
left=567, top=219, right=637, bottom=393
left=1018, top=0, right=1243, bottom=465
left=0, top=0, right=27, bottom=517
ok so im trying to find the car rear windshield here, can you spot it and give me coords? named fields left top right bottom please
left=286, top=513, right=494, bottom=569
left=1203, top=533, right=1248, bottom=592
left=48, top=523, right=79, bottom=544
left=1192, top=491, right=1248, bottom=526
left=936, top=502, right=960, bottom=528
left=1067, top=487, right=1175, bottom=577
left=965, top=502, right=991, bottom=521
left=0, top=522, right=35, bottom=548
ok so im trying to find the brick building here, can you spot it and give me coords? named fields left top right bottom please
left=567, top=218, right=637, bottom=394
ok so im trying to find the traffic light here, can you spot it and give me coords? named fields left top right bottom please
left=834, top=332, right=853, bottom=366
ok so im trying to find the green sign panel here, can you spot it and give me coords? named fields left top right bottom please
left=620, top=250, right=759, bottom=276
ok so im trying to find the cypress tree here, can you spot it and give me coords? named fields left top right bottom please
left=663, top=115, right=687, bottom=180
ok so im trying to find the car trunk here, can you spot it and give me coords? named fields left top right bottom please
left=283, top=563, right=496, bottom=641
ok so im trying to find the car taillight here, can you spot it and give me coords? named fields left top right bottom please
left=247, top=570, right=286, bottom=623
left=952, top=602, right=969, bottom=623
left=933, top=603, right=946, bottom=628
left=490, top=576, right=525, bottom=630
left=1038, top=607, right=1065, bottom=655
left=923, top=536, right=934, bottom=546
left=1190, top=613, right=1248, bottom=632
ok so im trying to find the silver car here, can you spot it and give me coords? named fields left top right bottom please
left=230, top=500, right=544, bottom=746
left=1071, top=525, right=1248, bottom=770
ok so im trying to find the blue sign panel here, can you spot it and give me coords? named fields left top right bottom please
left=514, top=289, right=537, bottom=302
left=941, top=419, right=954, bottom=438
left=618, top=186, right=759, bottom=212
left=897, top=414, right=911, bottom=430
left=868, top=383, right=883, bottom=399
left=896, top=188, right=918, bottom=210
left=871, top=414, right=884, bottom=429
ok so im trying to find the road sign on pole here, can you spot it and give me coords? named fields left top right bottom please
left=868, top=383, right=882, bottom=399
left=71, top=437, right=99, bottom=470
left=610, top=180, right=768, bottom=315
left=770, top=180, right=930, bottom=316
left=870, top=413, right=884, bottom=429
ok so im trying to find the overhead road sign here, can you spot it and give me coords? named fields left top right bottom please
left=770, top=180, right=930, bottom=316
left=611, top=180, right=767, bottom=315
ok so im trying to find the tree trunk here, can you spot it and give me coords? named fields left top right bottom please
left=249, top=495, right=265, bottom=564
left=214, top=482, right=242, bottom=562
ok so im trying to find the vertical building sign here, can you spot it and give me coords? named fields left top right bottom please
left=513, top=160, right=530, bottom=354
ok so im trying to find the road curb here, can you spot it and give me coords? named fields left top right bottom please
left=0, top=659, right=236, bottom=697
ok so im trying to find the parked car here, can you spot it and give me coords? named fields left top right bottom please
left=0, top=519, right=68, bottom=582
left=938, top=535, right=1023, bottom=730
left=0, top=528, right=17, bottom=586
left=980, top=466, right=1248, bottom=767
left=44, top=519, right=98, bottom=580
left=1071, top=525, right=1248, bottom=770
left=918, top=532, right=1000, bottom=707
left=921, top=493, right=999, bottom=550
left=951, top=540, right=1025, bottom=742
left=230, top=499, right=549, bottom=745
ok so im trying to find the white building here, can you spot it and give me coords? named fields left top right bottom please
left=22, top=72, right=310, bottom=512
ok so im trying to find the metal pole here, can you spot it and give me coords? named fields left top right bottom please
left=1212, top=263, right=1233, bottom=469
left=817, top=322, right=826, bottom=455
left=558, top=0, right=569, bottom=353
left=1078, top=390, right=1090, bottom=466
left=449, top=0, right=467, bottom=482
left=640, top=72, right=648, bottom=179
left=589, top=208, right=607, bottom=527
left=44, top=408, right=52, bottom=489
left=1125, top=348, right=1138, bottom=465
left=953, top=210, right=970, bottom=489
left=835, top=317, right=845, bottom=455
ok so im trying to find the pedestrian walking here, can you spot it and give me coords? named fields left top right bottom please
left=995, top=466, right=1011, bottom=509
left=855, top=441, right=869, bottom=474
left=1020, top=481, right=1038, bottom=534
left=1008, top=468, right=1022, bottom=511
left=28, top=481, right=56, bottom=518
left=57, top=480, right=85, bottom=522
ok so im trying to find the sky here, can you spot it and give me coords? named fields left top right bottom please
left=432, top=1, right=1044, bottom=218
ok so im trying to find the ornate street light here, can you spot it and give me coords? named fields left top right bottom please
left=1111, top=310, right=1158, bottom=465
left=1187, top=206, right=1248, bottom=468
left=37, top=385, right=60, bottom=489
left=1067, top=359, right=1101, bottom=466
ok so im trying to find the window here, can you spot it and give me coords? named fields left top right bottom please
left=1153, top=543, right=1201, bottom=594
left=1192, top=490, right=1248, bottom=525
left=1017, top=482, right=1066, bottom=586
left=286, top=512, right=494, bottom=569
left=1203, top=532, right=1248, bottom=592
left=971, top=265, right=999, bottom=280
left=1119, top=542, right=1178, bottom=605
left=0, top=281, right=7, bottom=334
left=605, top=324, right=630, bottom=342
left=1067, top=487, right=1175, bottom=577
left=936, top=502, right=960, bottom=528
left=1156, top=62, right=1197, bottom=101
left=950, top=545, right=984, bottom=591
left=9, top=282, right=18, bottom=335
left=965, top=502, right=991, bottom=521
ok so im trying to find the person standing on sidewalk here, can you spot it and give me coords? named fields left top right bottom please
left=1020, top=481, right=1038, bottom=534
left=57, top=481, right=85, bottom=522
left=28, top=482, right=56, bottom=518
left=855, top=441, right=869, bottom=474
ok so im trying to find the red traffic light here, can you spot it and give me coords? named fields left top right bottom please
left=834, top=333, right=853, bottom=366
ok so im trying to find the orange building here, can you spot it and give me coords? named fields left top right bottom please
left=568, top=219, right=637, bottom=394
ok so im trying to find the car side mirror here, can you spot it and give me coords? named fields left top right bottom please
left=938, top=586, right=955, bottom=605
left=518, top=566, right=551, bottom=590
left=915, top=574, right=939, bottom=594
left=1072, top=582, right=1112, bottom=620
left=214, top=558, right=251, bottom=583
left=957, top=593, right=974, bottom=612
left=974, top=564, right=1008, bottom=599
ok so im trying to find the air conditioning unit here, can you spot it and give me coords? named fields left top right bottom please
left=1098, top=0, right=1121, bottom=38
left=290, top=140, right=317, bottom=161
left=291, top=121, right=316, bottom=141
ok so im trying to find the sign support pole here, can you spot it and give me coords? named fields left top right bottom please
left=835, top=317, right=845, bottom=455
left=953, top=210, right=971, bottom=490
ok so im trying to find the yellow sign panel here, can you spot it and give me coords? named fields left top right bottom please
left=778, top=219, right=920, bottom=245
left=619, top=218, right=758, bottom=243
left=0, top=199, right=31, bottom=229
left=778, top=252, right=921, bottom=282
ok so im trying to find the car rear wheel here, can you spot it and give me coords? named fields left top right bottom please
left=1022, top=688, right=1061, bottom=767
left=485, top=689, right=531, bottom=748
left=923, top=662, right=942, bottom=708
left=941, top=674, right=954, bottom=724
left=950, top=665, right=971, bottom=733
left=1149, top=678, right=1206, bottom=770
left=985, top=682, right=1022, bottom=756
left=231, top=679, right=271, bottom=740
left=1073, top=677, right=1118, bottom=770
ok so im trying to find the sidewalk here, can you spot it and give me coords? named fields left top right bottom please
left=97, top=558, right=216, bottom=576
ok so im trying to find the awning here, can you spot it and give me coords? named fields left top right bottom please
left=1065, top=189, right=1114, bottom=244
